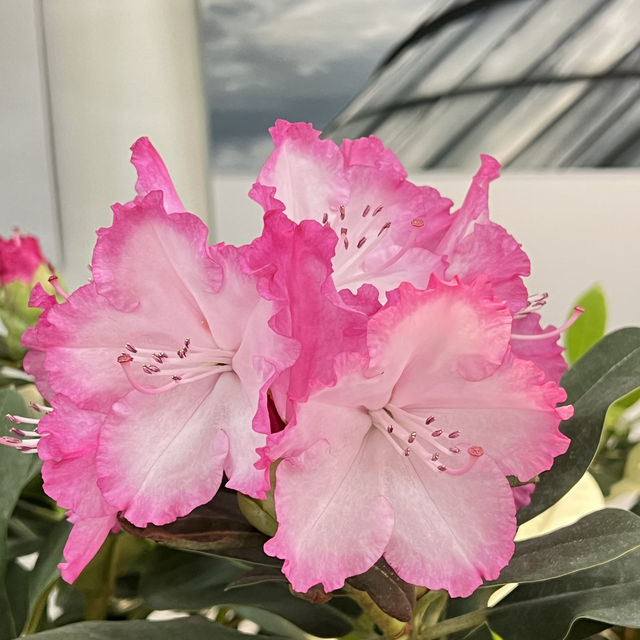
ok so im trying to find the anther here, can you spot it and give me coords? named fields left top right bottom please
left=431, top=452, right=439, bottom=461
left=357, top=237, right=367, bottom=249
left=340, top=227, right=348, bottom=236
left=117, top=353, right=133, bottom=364
left=29, top=402, right=51, bottom=414
left=152, top=354, right=164, bottom=364
left=387, top=425, right=394, bottom=434
left=322, top=212, right=329, bottom=225
left=404, top=447, right=411, bottom=456
left=425, top=416, right=435, bottom=425
left=177, top=349, right=187, bottom=359
left=172, top=375, right=182, bottom=382
left=125, top=343, right=137, bottom=353
left=449, top=446, right=460, bottom=453
left=142, top=364, right=160, bottom=374
left=184, top=338, right=190, bottom=348
left=362, top=205, right=371, bottom=217
left=344, top=237, right=349, bottom=250
left=339, top=205, right=346, bottom=220
left=437, top=465, right=447, bottom=472
left=372, top=205, right=383, bottom=216
left=448, top=431, right=460, bottom=439
left=408, top=432, right=417, bottom=443
left=6, top=415, right=20, bottom=424
left=432, top=429, right=443, bottom=437
left=377, top=221, right=391, bottom=237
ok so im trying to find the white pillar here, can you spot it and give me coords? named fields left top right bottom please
left=41, top=0, right=212, bottom=288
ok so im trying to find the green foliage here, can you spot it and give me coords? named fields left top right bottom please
left=493, top=509, right=640, bottom=584
left=519, top=328, right=640, bottom=524
left=564, top=284, right=607, bottom=365
left=16, top=617, right=279, bottom=639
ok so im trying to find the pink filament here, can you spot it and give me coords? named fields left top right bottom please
left=511, top=306, right=584, bottom=342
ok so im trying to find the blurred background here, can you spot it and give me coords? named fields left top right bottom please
left=1, top=0, right=639, bottom=327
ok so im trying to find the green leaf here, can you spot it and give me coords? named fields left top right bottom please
left=519, top=328, right=640, bottom=524
left=121, top=489, right=279, bottom=566
left=565, top=285, right=607, bottom=364
left=12, top=616, right=280, bottom=639
left=346, top=557, right=415, bottom=622
left=140, top=548, right=353, bottom=638
left=488, top=546, right=640, bottom=640
left=492, top=508, right=640, bottom=585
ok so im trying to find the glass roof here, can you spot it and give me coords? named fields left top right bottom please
left=326, top=0, right=640, bottom=169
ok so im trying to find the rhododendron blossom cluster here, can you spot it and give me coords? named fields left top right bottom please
left=3, top=121, right=577, bottom=597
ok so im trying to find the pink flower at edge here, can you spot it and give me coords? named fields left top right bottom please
left=262, top=277, right=572, bottom=597
left=251, top=121, right=571, bottom=381
left=0, top=231, right=47, bottom=285
left=9, top=139, right=299, bottom=581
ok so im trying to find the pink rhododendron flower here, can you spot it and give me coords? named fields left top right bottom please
left=262, top=277, right=572, bottom=597
left=7, top=139, right=298, bottom=581
left=0, top=230, right=47, bottom=285
left=251, top=121, right=572, bottom=382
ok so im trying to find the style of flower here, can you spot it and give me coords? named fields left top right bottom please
left=262, top=277, right=572, bottom=597
left=0, top=230, right=48, bottom=285
left=5, top=139, right=298, bottom=581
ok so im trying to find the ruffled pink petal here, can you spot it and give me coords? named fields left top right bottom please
left=511, top=313, right=567, bottom=383
left=130, top=137, right=185, bottom=214
left=264, top=403, right=394, bottom=593
left=437, top=155, right=501, bottom=256
left=243, top=210, right=368, bottom=409
left=445, top=222, right=530, bottom=313
left=403, top=354, right=571, bottom=482
left=92, top=191, right=222, bottom=314
left=38, top=396, right=115, bottom=517
left=250, top=120, right=350, bottom=224
left=368, top=278, right=513, bottom=395
left=512, top=483, right=536, bottom=510
left=380, top=430, right=517, bottom=597
left=58, top=514, right=118, bottom=583
left=27, top=285, right=132, bottom=411
left=96, top=374, right=262, bottom=527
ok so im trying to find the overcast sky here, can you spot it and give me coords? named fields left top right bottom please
left=199, top=0, right=431, bottom=172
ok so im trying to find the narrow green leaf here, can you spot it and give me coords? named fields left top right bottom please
left=11, top=616, right=281, bottom=639
left=492, top=509, right=640, bottom=585
left=488, top=546, right=640, bottom=640
left=519, top=328, right=640, bottom=523
left=565, top=285, right=607, bottom=364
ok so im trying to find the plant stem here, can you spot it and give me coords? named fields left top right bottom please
left=344, top=584, right=409, bottom=639
left=417, top=609, right=489, bottom=639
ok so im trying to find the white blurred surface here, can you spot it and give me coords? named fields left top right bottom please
left=213, top=169, right=640, bottom=331
left=1, top=0, right=211, bottom=289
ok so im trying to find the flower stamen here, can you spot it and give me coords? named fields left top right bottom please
left=511, top=306, right=584, bottom=341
